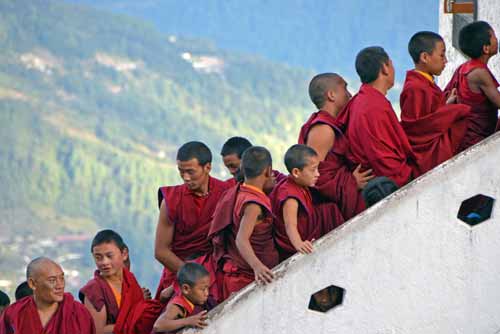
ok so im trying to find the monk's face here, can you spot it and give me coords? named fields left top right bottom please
left=486, top=29, right=499, bottom=56
left=29, top=262, right=65, bottom=304
left=293, top=155, right=320, bottom=187
left=182, top=275, right=210, bottom=305
left=222, top=153, right=241, bottom=177
left=331, top=78, right=352, bottom=112
left=177, top=158, right=211, bottom=193
left=384, top=59, right=395, bottom=89
left=92, top=242, right=128, bottom=278
left=263, top=166, right=276, bottom=194
left=425, top=40, right=447, bottom=76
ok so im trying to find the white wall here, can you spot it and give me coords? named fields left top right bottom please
left=184, top=130, right=500, bottom=334
left=439, top=0, right=500, bottom=86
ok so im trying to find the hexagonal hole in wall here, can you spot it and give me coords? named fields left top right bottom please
left=457, top=194, right=495, bottom=226
left=308, top=285, right=345, bottom=313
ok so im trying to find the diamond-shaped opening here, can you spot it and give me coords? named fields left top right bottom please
left=308, top=285, right=345, bottom=313
left=457, top=194, right=495, bottom=226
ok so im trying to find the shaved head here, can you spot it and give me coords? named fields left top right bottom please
left=26, top=257, right=65, bottom=304
left=26, top=257, right=59, bottom=280
left=308, top=73, right=344, bottom=109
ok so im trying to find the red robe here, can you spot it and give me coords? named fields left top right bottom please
left=155, top=176, right=230, bottom=302
left=444, top=59, right=499, bottom=151
left=400, top=70, right=471, bottom=174
left=0, top=293, right=95, bottom=334
left=79, top=268, right=163, bottom=334
left=270, top=176, right=344, bottom=261
left=169, top=295, right=195, bottom=318
left=209, top=184, right=278, bottom=300
left=298, top=110, right=364, bottom=219
left=336, top=84, right=419, bottom=187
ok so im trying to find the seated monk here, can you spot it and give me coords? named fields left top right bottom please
left=14, top=282, right=33, bottom=301
left=80, top=229, right=163, bottom=334
left=154, top=141, right=231, bottom=304
left=0, top=257, right=95, bottom=334
left=209, top=146, right=279, bottom=300
left=336, top=46, right=419, bottom=187
left=271, top=144, right=344, bottom=261
left=221, top=136, right=286, bottom=187
left=0, top=291, right=9, bottom=317
left=299, top=73, right=373, bottom=220
left=400, top=31, right=470, bottom=174
left=444, top=21, right=500, bottom=151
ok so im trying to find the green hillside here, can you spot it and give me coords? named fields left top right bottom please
left=0, top=0, right=313, bottom=295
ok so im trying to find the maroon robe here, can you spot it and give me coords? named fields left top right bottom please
left=270, top=176, right=344, bottom=261
left=80, top=268, right=163, bottom=334
left=444, top=59, right=499, bottom=151
left=0, top=293, right=95, bottom=334
left=155, top=176, right=230, bottom=302
left=209, top=184, right=278, bottom=300
left=169, top=295, right=195, bottom=318
left=298, top=110, right=364, bottom=220
left=336, top=84, right=419, bottom=187
left=400, top=70, right=470, bottom=174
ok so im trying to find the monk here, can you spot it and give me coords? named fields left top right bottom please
left=445, top=21, right=500, bottom=151
left=209, top=146, right=279, bottom=300
left=153, top=263, right=210, bottom=333
left=299, top=73, right=373, bottom=220
left=336, top=46, right=419, bottom=187
left=221, top=136, right=286, bottom=187
left=0, top=292, right=9, bottom=316
left=80, top=229, right=163, bottom=334
left=14, top=282, right=33, bottom=301
left=271, top=144, right=344, bottom=261
left=0, top=257, right=95, bottom=334
left=401, top=31, right=470, bottom=174
left=154, top=141, right=230, bottom=303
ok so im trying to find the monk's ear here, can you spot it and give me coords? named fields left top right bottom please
left=291, top=167, right=301, bottom=178
left=325, top=90, right=336, bottom=102
left=122, top=247, right=129, bottom=263
left=181, top=283, right=191, bottom=294
left=27, top=277, right=36, bottom=291
left=420, top=52, right=430, bottom=65
left=202, top=162, right=212, bottom=174
left=264, top=166, right=273, bottom=178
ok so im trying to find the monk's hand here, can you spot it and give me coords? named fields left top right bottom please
left=142, top=287, right=152, bottom=300
left=353, top=164, right=374, bottom=189
left=296, top=240, right=314, bottom=254
left=253, top=263, right=274, bottom=284
left=446, top=88, right=458, bottom=104
left=187, top=310, right=208, bottom=328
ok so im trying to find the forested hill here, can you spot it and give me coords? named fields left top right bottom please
left=0, top=0, right=314, bottom=294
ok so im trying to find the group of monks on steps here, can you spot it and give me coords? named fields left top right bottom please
left=1, top=21, right=500, bottom=334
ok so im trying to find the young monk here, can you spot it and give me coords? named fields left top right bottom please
left=400, top=31, right=470, bottom=174
left=14, top=282, right=33, bottom=301
left=0, top=291, right=9, bottom=317
left=0, top=257, right=95, bottom=334
left=271, top=144, right=343, bottom=261
left=80, top=230, right=163, bottom=334
left=298, top=73, right=373, bottom=220
left=336, top=47, right=419, bottom=187
left=154, top=141, right=230, bottom=303
left=445, top=21, right=500, bottom=151
left=153, top=263, right=210, bottom=333
left=209, top=146, right=279, bottom=300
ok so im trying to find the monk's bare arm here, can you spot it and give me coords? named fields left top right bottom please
left=305, top=124, right=335, bottom=161
left=84, top=298, right=112, bottom=334
left=283, top=198, right=313, bottom=254
left=473, top=69, right=500, bottom=108
left=153, top=304, right=207, bottom=332
left=236, top=203, right=274, bottom=283
left=154, top=200, right=185, bottom=272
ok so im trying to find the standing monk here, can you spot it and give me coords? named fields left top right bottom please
left=154, top=141, right=231, bottom=304
left=299, top=73, right=373, bottom=220
left=444, top=21, right=500, bottom=151
left=336, top=47, right=419, bottom=187
left=0, top=257, right=95, bottom=334
left=400, top=31, right=470, bottom=174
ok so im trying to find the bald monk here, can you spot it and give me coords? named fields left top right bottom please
left=299, top=73, right=373, bottom=220
left=0, top=291, right=9, bottom=316
left=0, top=257, right=95, bottom=334
left=400, top=31, right=470, bottom=174
left=271, top=144, right=344, bottom=261
left=445, top=21, right=500, bottom=151
left=209, top=146, right=279, bottom=300
left=221, top=136, right=286, bottom=187
left=154, top=141, right=231, bottom=303
left=336, top=47, right=419, bottom=187
left=80, top=229, right=163, bottom=334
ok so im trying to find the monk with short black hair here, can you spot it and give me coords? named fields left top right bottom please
left=14, top=282, right=33, bottom=301
left=220, top=136, right=253, bottom=185
left=0, top=291, right=9, bottom=317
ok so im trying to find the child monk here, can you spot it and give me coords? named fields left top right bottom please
left=80, top=230, right=163, bottom=334
left=271, top=144, right=343, bottom=261
left=445, top=21, right=500, bottom=151
left=153, top=263, right=210, bottom=333
left=400, top=31, right=470, bottom=174
left=209, top=146, right=279, bottom=300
